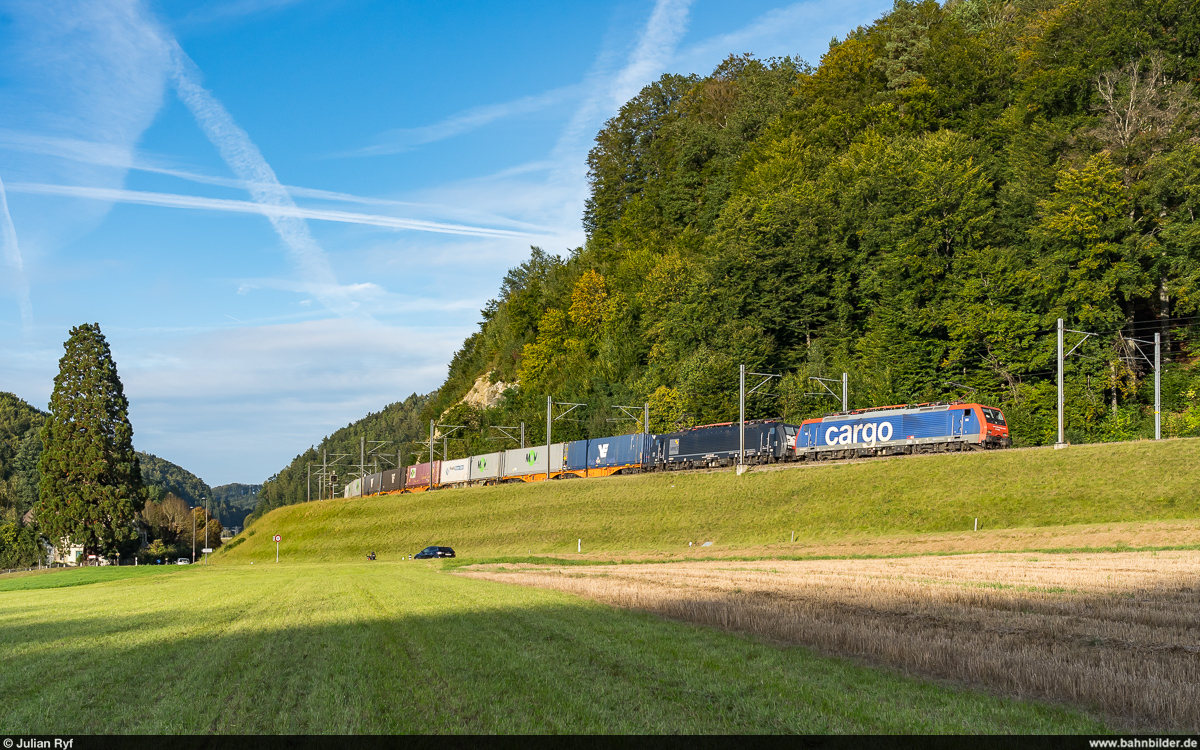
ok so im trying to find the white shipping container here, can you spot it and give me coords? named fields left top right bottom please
left=440, top=458, right=472, bottom=485
left=343, top=477, right=362, bottom=498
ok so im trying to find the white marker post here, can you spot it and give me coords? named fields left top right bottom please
left=274, top=534, right=282, bottom=562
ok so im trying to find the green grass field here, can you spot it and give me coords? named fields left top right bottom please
left=220, top=439, right=1200, bottom=563
left=0, top=565, right=193, bottom=592
left=0, top=562, right=1110, bottom=733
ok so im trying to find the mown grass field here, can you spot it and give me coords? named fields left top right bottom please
left=0, top=565, right=192, bottom=591
left=0, top=561, right=1111, bottom=733
left=220, top=439, right=1200, bottom=563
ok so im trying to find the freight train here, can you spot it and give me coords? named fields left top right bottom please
left=342, top=401, right=1010, bottom=497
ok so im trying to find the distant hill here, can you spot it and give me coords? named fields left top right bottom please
left=249, top=392, right=431, bottom=526
left=210, top=483, right=261, bottom=530
left=138, top=451, right=211, bottom=508
left=2, top=391, right=256, bottom=530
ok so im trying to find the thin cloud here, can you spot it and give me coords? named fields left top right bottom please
left=0, top=129, right=549, bottom=233
left=343, top=84, right=582, bottom=157
left=176, top=0, right=306, bottom=29
left=674, top=0, right=890, bottom=71
left=167, top=43, right=363, bottom=319
left=610, top=0, right=696, bottom=109
left=0, top=174, right=33, bottom=334
left=8, top=182, right=538, bottom=238
left=542, top=0, right=696, bottom=231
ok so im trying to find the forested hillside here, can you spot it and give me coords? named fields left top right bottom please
left=211, top=484, right=260, bottom=530
left=138, top=451, right=210, bottom=507
left=251, top=0, right=1200, bottom=525
left=424, top=0, right=1200, bottom=449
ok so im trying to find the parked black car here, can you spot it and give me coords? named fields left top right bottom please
left=414, top=546, right=455, bottom=559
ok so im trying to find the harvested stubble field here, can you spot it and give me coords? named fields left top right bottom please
left=459, top=550, right=1200, bottom=731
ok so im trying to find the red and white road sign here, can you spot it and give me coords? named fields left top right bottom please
left=273, top=535, right=281, bottom=542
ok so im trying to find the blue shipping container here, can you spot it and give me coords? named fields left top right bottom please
left=586, top=433, right=647, bottom=470
left=564, top=439, right=589, bottom=471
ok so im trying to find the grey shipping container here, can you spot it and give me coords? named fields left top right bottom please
left=502, top=444, right=564, bottom=478
left=470, top=452, right=502, bottom=481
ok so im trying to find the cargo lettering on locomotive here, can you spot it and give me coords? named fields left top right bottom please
left=823, top=420, right=894, bottom=447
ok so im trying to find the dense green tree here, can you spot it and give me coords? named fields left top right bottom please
left=0, top=521, right=42, bottom=568
left=36, top=324, right=144, bottom=559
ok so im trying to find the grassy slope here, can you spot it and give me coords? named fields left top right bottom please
left=220, top=439, right=1200, bottom=563
left=0, top=562, right=1107, bottom=733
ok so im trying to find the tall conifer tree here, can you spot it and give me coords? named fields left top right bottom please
left=37, top=324, right=144, bottom=559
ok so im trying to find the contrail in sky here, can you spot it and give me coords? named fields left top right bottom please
left=8, top=182, right=536, bottom=238
left=0, top=173, right=33, bottom=334
left=166, top=42, right=362, bottom=319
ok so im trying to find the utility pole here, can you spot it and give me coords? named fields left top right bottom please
left=1056, top=318, right=1096, bottom=448
left=1125, top=332, right=1163, bottom=441
left=1156, top=332, right=1161, bottom=440
left=520, top=422, right=525, bottom=448
left=360, top=436, right=365, bottom=497
left=739, top=364, right=745, bottom=467
left=740, top=367, right=781, bottom=473
left=307, top=462, right=310, bottom=503
left=204, top=496, right=209, bottom=564
left=808, top=375, right=848, bottom=412
left=429, top=419, right=435, bottom=491
left=323, top=450, right=328, bottom=500
left=644, top=403, right=650, bottom=434
left=545, top=398, right=585, bottom=480
left=192, top=507, right=196, bottom=563
left=1057, top=318, right=1065, bottom=448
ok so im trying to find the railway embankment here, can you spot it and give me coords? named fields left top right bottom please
left=217, top=438, right=1200, bottom=564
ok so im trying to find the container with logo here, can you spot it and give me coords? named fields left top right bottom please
left=361, top=472, right=382, bottom=495
left=404, top=460, right=441, bottom=490
left=440, top=458, right=471, bottom=486
left=470, top=452, right=502, bottom=481
left=586, top=432, right=648, bottom=476
left=381, top=467, right=405, bottom=493
left=501, top=443, right=564, bottom=480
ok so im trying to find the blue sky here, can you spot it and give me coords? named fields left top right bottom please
left=0, top=0, right=893, bottom=485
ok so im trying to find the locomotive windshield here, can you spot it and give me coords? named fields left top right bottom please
left=982, top=407, right=1007, bottom=425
